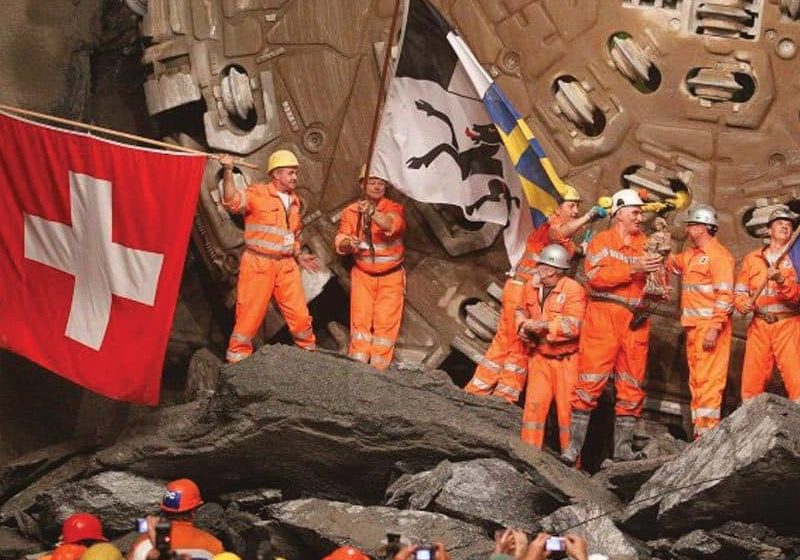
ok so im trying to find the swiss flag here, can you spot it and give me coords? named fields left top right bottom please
left=0, top=111, right=206, bottom=404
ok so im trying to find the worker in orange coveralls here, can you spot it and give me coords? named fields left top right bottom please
left=515, top=244, right=587, bottom=451
left=335, top=165, right=405, bottom=370
left=667, top=204, right=735, bottom=439
left=734, top=206, right=800, bottom=403
left=220, top=150, right=319, bottom=362
left=128, top=478, right=224, bottom=560
left=561, top=188, right=662, bottom=466
left=465, top=186, right=601, bottom=403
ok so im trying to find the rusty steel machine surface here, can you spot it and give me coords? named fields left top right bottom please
left=135, top=0, right=800, bottom=427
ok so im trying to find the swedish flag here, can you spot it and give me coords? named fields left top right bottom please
left=483, top=84, right=568, bottom=227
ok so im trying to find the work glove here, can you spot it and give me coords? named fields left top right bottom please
left=588, top=205, right=607, bottom=221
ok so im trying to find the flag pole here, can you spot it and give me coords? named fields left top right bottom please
left=0, top=103, right=259, bottom=170
left=362, top=0, right=404, bottom=181
left=748, top=222, right=800, bottom=305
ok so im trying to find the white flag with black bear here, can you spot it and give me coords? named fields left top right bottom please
left=373, top=0, right=533, bottom=266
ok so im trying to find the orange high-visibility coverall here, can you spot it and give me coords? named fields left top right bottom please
left=571, top=228, right=649, bottom=417
left=335, top=197, right=406, bottom=370
left=667, top=237, right=735, bottom=437
left=40, top=545, right=87, bottom=560
left=465, top=214, right=577, bottom=402
left=224, top=181, right=316, bottom=362
left=516, top=275, right=586, bottom=450
left=127, top=521, right=224, bottom=560
left=734, top=249, right=800, bottom=403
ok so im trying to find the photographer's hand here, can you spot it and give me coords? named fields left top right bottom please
left=144, top=515, right=160, bottom=559
left=393, top=546, right=417, bottom=560
left=511, top=530, right=529, bottom=560
left=435, top=543, right=451, bottom=560
left=564, top=534, right=588, bottom=560
left=522, top=533, right=549, bottom=560
left=494, top=529, right=515, bottom=555
left=297, top=251, right=321, bottom=272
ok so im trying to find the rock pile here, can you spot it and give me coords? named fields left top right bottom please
left=1, top=346, right=799, bottom=560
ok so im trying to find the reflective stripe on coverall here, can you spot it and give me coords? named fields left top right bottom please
left=571, top=227, right=649, bottom=417
left=465, top=278, right=528, bottom=402
left=224, top=182, right=315, bottom=362
left=516, top=275, right=586, bottom=450
left=466, top=214, right=576, bottom=402
left=127, top=521, right=224, bottom=560
left=335, top=197, right=406, bottom=369
left=667, top=237, right=735, bottom=436
left=734, top=249, right=800, bottom=403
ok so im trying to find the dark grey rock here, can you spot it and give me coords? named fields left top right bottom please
left=266, top=498, right=493, bottom=560
left=0, top=527, right=42, bottom=560
left=386, top=460, right=453, bottom=510
left=94, top=345, right=619, bottom=509
left=710, top=532, right=783, bottom=560
left=540, top=502, right=642, bottom=560
left=0, top=441, right=92, bottom=504
left=671, top=530, right=721, bottom=559
left=638, top=432, right=688, bottom=460
left=763, top=535, right=800, bottom=558
left=13, top=512, right=42, bottom=543
left=217, top=507, right=270, bottom=558
left=592, top=455, right=678, bottom=504
left=26, top=471, right=164, bottom=541
left=218, top=488, right=284, bottom=514
left=185, top=348, right=222, bottom=401
left=194, top=502, right=226, bottom=535
left=433, top=459, right=558, bottom=532
left=506, top=438, right=622, bottom=514
left=622, top=394, right=800, bottom=537
left=671, top=527, right=785, bottom=560
left=646, top=538, right=676, bottom=557
left=713, top=521, right=773, bottom=542
left=0, top=455, right=93, bottom=530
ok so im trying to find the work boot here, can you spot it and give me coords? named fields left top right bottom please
left=613, top=415, right=641, bottom=462
left=559, top=410, right=590, bottom=467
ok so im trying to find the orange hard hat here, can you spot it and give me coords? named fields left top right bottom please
left=62, top=512, right=107, bottom=544
left=51, top=544, right=88, bottom=560
left=323, top=546, right=370, bottom=560
left=161, top=478, right=203, bottom=513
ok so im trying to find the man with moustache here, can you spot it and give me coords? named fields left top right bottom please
left=220, top=149, right=320, bottom=362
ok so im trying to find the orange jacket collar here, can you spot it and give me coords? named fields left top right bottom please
left=267, top=181, right=299, bottom=206
left=609, top=224, right=644, bottom=248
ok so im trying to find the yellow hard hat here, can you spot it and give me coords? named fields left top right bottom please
left=213, top=553, right=242, bottom=560
left=81, top=543, right=123, bottom=560
left=561, top=185, right=582, bottom=202
left=267, top=149, right=299, bottom=174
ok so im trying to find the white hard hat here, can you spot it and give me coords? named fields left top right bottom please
left=610, top=188, right=644, bottom=215
left=767, top=206, right=797, bottom=226
left=686, top=204, right=719, bottom=227
left=536, top=244, right=571, bottom=270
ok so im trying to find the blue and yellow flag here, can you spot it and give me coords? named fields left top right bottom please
left=483, top=85, right=568, bottom=227
left=446, top=15, right=569, bottom=228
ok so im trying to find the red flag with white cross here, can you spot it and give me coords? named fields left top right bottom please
left=0, top=111, right=206, bottom=405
